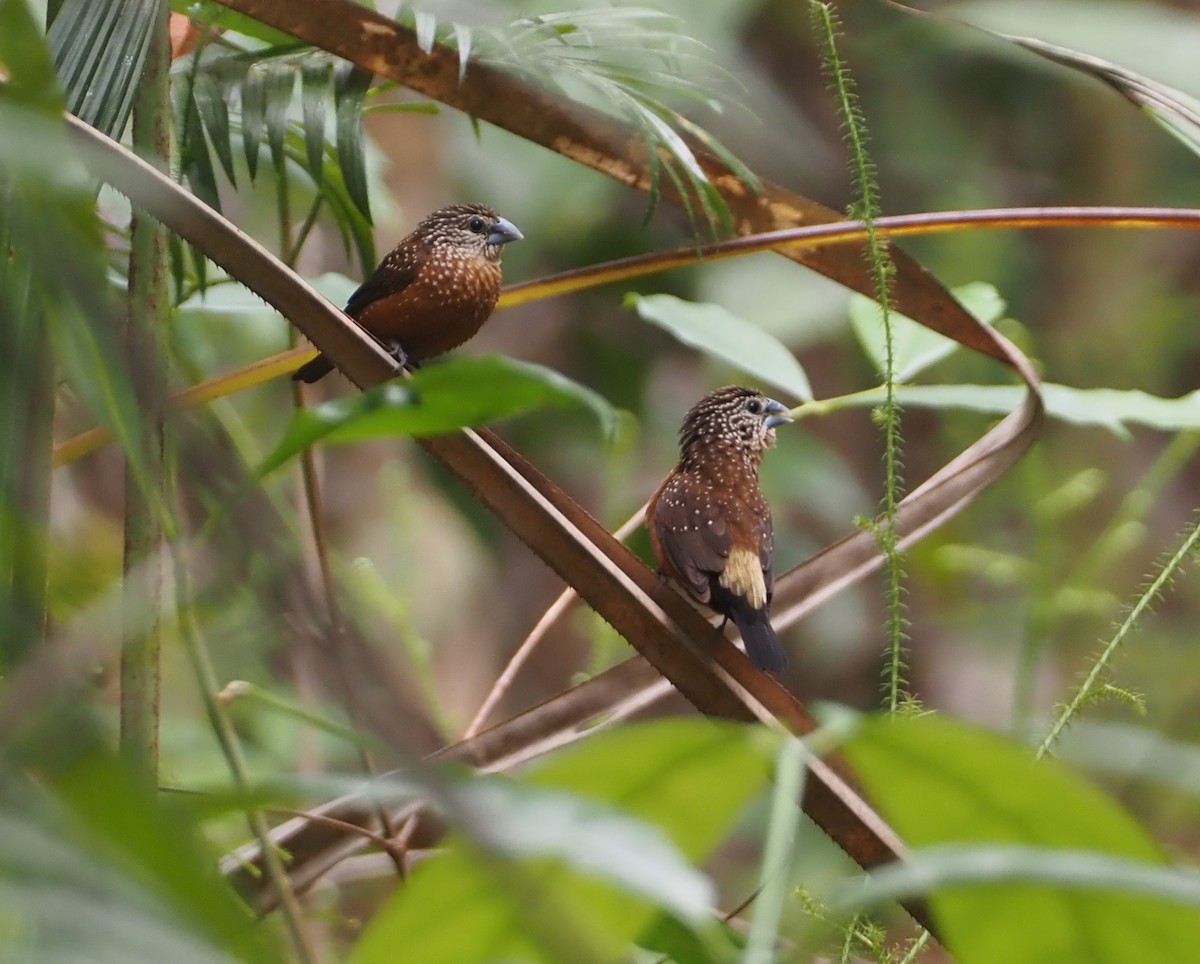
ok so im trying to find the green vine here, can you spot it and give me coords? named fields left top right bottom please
left=1037, top=511, right=1200, bottom=758
left=809, top=2, right=908, bottom=712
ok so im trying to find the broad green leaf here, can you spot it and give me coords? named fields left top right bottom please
left=47, top=753, right=280, bottom=962
left=628, top=293, right=812, bottom=402
left=351, top=846, right=625, bottom=964
left=260, top=355, right=618, bottom=473
left=850, top=282, right=1005, bottom=382
left=352, top=720, right=772, bottom=964
left=818, top=382, right=1200, bottom=439
left=334, top=63, right=373, bottom=220
left=0, top=814, right=236, bottom=964
left=1052, top=720, right=1200, bottom=798
left=458, top=778, right=714, bottom=921
left=524, top=719, right=775, bottom=862
left=844, top=845, right=1200, bottom=940
left=844, top=714, right=1200, bottom=964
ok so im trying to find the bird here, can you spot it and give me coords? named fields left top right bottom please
left=293, top=202, right=523, bottom=383
left=646, top=385, right=792, bottom=673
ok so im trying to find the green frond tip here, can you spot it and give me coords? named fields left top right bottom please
left=334, top=63, right=374, bottom=221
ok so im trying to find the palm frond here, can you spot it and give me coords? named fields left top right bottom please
left=167, top=3, right=755, bottom=250
left=48, top=0, right=164, bottom=138
left=489, top=7, right=750, bottom=231
left=352, top=4, right=757, bottom=235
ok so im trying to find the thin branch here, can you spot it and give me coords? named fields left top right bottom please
left=463, top=505, right=647, bottom=739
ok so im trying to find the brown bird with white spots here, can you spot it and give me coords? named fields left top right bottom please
left=647, top=386, right=792, bottom=673
left=293, top=203, right=523, bottom=383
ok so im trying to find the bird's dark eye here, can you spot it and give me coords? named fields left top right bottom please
left=746, top=398, right=763, bottom=414
left=467, top=216, right=486, bottom=234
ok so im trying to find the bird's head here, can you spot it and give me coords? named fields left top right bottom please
left=679, top=385, right=792, bottom=457
left=416, top=203, right=523, bottom=262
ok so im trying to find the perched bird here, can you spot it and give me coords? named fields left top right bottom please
left=647, top=386, right=792, bottom=673
left=293, top=202, right=523, bottom=383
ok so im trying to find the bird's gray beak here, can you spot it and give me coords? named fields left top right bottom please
left=487, top=217, right=523, bottom=246
left=764, top=398, right=792, bottom=429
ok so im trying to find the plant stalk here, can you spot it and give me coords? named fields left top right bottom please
left=119, top=0, right=171, bottom=776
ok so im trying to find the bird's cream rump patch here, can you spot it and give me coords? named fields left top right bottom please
left=719, top=547, right=766, bottom=610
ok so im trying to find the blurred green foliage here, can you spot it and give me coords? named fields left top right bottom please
left=4, top=0, right=1200, bottom=960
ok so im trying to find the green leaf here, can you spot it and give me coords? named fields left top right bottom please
left=260, top=355, right=618, bottom=474
left=843, top=714, right=1200, bottom=964
left=240, top=63, right=265, bottom=179
left=351, top=846, right=624, bottom=964
left=1051, top=720, right=1200, bottom=798
left=524, top=719, right=775, bottom=862
left=47, top=753, right=281, bottom=961
left=305, top=142, right=376, bottom=274
left=263, top=60, right=294, bottom=180
left=335, top=63, right=373, bottom=221
left=175, top=79, right=221, bottom=212
left=300, top=57, right=333, bottom=184
left=191, top=69, right=236, bottom=185
left=850, top=282, right=1006, bottom=381
left=352, top=720, right=772, bottom=964
left=628, top=293, right=812, bottom=402
left=898, top=383, right=1200, bottom=438
left=0, top=5, right=154, bottom=504
left=843, top=844, right=1200, bottom=939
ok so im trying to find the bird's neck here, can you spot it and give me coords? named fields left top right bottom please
left=681, top=439, right=762, bottom=476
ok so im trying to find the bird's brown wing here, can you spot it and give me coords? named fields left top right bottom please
left=344, top=244, right=426, bottom=318
left=653, top=484, right=730, bottom=604
left=760, top=511, right=775, bottom=601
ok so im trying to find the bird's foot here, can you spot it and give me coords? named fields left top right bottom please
left=384, top=339, right=409, bottom=369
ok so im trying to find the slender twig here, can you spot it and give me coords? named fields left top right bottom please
left=51, top=204, right=1200, bottom=467
left=286, top=197, right=403, bottom=874
left=268, top=805, right=409, bottom=867
left=1037, top=514, right=1200, bottom=758
left=293, top=425, right=403, bottom=871
left=463, top=506, right=647, bottom=738
left=171, top=541, right=319, bottom=964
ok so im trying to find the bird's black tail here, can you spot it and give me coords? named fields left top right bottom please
left=730, top=606, right=787, bottom=674
left=293, top=353, right=334, bottom=383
